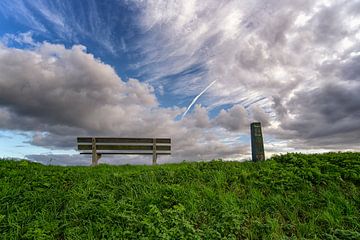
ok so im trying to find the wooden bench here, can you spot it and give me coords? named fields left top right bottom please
left=77, top=137, right=171, bottom=166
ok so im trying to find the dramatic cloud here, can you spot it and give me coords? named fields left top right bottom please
left=1, top=0, right=360, bottom=164
left=0, top=42, right=249, bottom=163
left=214, top=105, right=249, bottom=132
left=0, top=43, right=160, bottom=134
left=281, top=82, right=360, bottom=149
left=131, top=0, right=360, bottom=150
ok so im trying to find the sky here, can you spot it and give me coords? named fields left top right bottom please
left=0, top=0, right=359, bottom=165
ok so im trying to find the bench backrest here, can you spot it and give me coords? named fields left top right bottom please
left=77, top=137, right=171, bottom=165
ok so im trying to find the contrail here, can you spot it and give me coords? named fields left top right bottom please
left=181, top=80, right=217, bottom=119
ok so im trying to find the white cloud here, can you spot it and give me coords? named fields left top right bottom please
left=0, top=42, right=252, bottom=163
left=1, top=32, right=38, bottom=47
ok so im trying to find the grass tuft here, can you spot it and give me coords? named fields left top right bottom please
left=0, top=152, right=359, bottom=239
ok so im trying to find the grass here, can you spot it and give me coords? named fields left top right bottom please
left=0, top=152, right=359, bottom=239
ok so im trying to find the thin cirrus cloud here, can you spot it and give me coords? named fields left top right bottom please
left=0, top=0, right=359, bottom=164
left=0, top=0, right=132, bottom=54
left=133, top=0, right=360, bottom=147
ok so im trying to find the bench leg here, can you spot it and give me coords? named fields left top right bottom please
left=152, top=153, right=157, bottom=165
left=152, top=138, right=157, bottom=165
left=92, top=153, right=96, bottom=166
left=96, top=154, right=102, bottom=165
left=92, top=137, right=97, bottom=166
left=92, top=153, right=102, bottom=166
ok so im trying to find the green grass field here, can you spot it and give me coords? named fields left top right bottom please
left=0, top=152, right=359, bottom=239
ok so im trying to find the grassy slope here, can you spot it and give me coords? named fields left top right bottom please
left=0, top=153, right=359, bottom=239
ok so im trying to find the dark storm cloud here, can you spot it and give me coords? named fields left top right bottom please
left=341, top=55, right=360, bottom=82
left=310, top=4, right=348, bottom=45
left=27, top=133, right=79, bottom=149
left=214, top=105, right=249, bottom=132
left=282, top=82, right=360, bottom=146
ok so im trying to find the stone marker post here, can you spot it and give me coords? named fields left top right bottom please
left=250, top=122, right=265, bottom=162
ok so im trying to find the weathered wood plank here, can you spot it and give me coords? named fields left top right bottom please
left=78, top=144, right=171, bottom=151
left=80, top=152, right=171, bottom=155
left=92, top=137, right=97, bottom=166
left=153, top=138, right=157, bottom=165
left=77, top=137, right=171, bottom=144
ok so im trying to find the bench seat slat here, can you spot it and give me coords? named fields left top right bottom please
left=77, top=137, right=171, bottom=144
left=80, top=152, right=171, bottom=155
left=78, top=145, right=171, bottom=151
